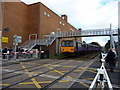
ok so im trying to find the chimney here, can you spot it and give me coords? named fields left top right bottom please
left=61, top=14, right=67, bottom=22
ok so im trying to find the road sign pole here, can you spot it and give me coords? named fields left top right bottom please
left=14, top=34, right=18, bottom=60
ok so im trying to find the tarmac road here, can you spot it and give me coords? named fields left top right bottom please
left=0, top=55, right=119, bottom=89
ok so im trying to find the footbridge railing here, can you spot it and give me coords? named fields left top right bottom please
left=57, top=28, right=118, bottom=38
left=21, top=28, right=118, bottom=51
left=89, top=53, right=113, bottom=90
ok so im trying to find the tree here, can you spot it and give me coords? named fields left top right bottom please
left=89, top=42, right=101, bottom=46
left=105, top=40, right=110, bottom=51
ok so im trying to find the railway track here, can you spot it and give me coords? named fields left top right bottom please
left=2, top=59, right=65, bottom=75
left=1, top=60, right=67, bottom=81
left=41, top=62, right=84, bottom=90
left=1, top=55, right=98, bottom=89
left=2, top=60, right=74, bottom=89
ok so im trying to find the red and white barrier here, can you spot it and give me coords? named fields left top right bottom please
left=2, top=51, right=44, bottom=55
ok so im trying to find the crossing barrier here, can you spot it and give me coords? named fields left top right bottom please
left=89, top=53, right=113, bottom=90
left=2, top=51, right=44, bottom=60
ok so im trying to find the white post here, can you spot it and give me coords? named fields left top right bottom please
left=110, top=24, right=115, bottom=49
left=14, top=35, right=18, bottom=60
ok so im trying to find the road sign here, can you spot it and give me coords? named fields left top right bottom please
left=13, top=35, right=22, bottom=45
left=2, top=37, right=8, bottom=43
left=16, top=36, right=22, bottom=43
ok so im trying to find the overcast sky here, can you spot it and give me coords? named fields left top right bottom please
left=19, top=0, right=118, bottom=46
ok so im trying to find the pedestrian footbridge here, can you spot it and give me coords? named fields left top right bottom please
left=21, top=28, right=118, bottom=50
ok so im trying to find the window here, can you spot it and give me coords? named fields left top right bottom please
left=63, top=23, right=65, bottom=26
left=47, top=14, right=50, bottom=17
left=62, top=17, right=64, bottom=19
left=44, top=11, right=47, bottom=15
left=59, top=22, right=62, bottom=24
left=61, top=41, right=73, bottom=47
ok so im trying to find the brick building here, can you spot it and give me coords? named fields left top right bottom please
left=1, top=1, right=81, bottom=56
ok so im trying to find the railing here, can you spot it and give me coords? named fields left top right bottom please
left=21, top=28, right=118, bottom=51
left=57, top=29, right=118, bottom=37
left=21, top=34, right=57, bottom=50
left=89, top=53, right=113, bottom=90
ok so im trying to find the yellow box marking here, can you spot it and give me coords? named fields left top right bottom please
left=20, top=63, right=42, bottom=88
left=0, top=84, right=9, bottom=86
left=44, top=65, right=73, bottom=79
left=79, top=82, right=89, bottom=88
left=59, top=80, right=70, bottom=83
left=74, top=70, right=82, bottom=72
left=0, top=67, right=6, bottom=69
left=85, top=70, right=97, bottom=74
left=83, top=78, right=94, bottom=80
left=53, top=65, right=60, bottom=67
left=63, top=66, right=73, bottom=68
left=31, top=72, right=43, bottom=73
left=19, top=80, right=69, bottom=85
left=79, top=67, right=97, bottom=70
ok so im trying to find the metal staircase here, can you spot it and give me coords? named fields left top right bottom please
left=21, top=34, right=57, bottom=50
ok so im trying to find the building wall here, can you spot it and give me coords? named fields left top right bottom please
left=27, top=4, right=40, bottom=39
left=2, top=2, right=41, bottom=48
left=2, top=2, right=28, bottom=48
left=39, top=3, right=78, bottom=39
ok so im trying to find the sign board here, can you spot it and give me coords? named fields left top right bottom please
left=16, top=36, right=22, bottom=43
left=2, top=37, right=8, bottom=43
left=13, top=35, right=22, bottom=45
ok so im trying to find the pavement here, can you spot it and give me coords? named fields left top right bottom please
left=70, top=56, right=120, bottom=89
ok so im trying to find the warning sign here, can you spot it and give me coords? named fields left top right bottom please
left=2, top=37, right=8, bottom=43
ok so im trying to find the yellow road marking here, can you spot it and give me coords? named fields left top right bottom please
left=59, top=80, right=70, bottom=82
left=50, top=71, right=68, bottom=73
left=53, top=65, right=60, bottom=67
left=20, top=63, right=42, bottom=88
left=63, top=66, right=73, bottom=68
left=78, top=67, right=97, bottom=73
left=0, top=67, right=6, bottom=69
left=85, top=70, right=97, bottom=74
left=50, top=70, right=82, bottom=73
left=19, top=80, right=69, bottom=85
left=79, top=67, right=97, bottom=70
left=83, top=78, right=94, bottom=80
left=74, top=70, right=82, bottom=72
left=79, top=82, right=89, bottom=88
left=19, top=82, right=34, bottom=85
left=44, top=65, right=73, bottom=79
left=31, top=72, right=43, bottom=73
left=0, top=84, right=9, bottom=86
